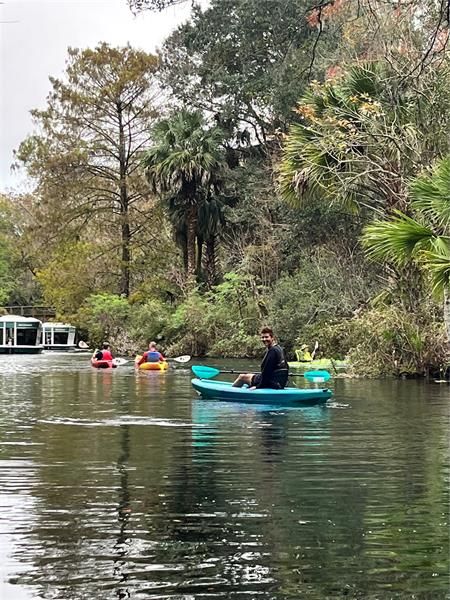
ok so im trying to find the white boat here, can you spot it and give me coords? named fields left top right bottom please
left=43, top=322, right=77, bottom=351
left=0, top=315, right=43, bottom=354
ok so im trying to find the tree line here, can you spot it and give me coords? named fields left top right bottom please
left=1, top=0, right=450, bottom=375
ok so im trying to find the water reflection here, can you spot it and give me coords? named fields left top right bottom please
left=191, top=400, right=331, bottom=461
left=114, top=424, right=131, bottom=599
left=0, top=355, right=448, bottom=598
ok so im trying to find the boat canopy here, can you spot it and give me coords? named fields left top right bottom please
left=0, top=315, right=42, bottom=324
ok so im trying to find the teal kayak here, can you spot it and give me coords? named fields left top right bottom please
left=191, top=378, right=332, bottom=405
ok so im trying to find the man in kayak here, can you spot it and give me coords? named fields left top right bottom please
left=137, top=341, right=165, bottom=366
left=232, top=327, right=289, bottom=389
left=94, top=343, right=114, bottom=361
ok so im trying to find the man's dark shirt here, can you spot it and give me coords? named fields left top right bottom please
left=258, top=344, right=289, bottom=389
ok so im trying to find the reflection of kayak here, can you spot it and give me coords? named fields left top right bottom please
left=191, top=378, right=332, bottom=405
left=289, top=359, right=347, bottom=370
left=91, top=358, right=117, bottom=369
left=135, top=355, right=168, bottom=371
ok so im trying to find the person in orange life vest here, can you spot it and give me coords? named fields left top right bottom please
left=94, top=342, right=114, bottom=361
left=137, top=341, right=165, bottom=366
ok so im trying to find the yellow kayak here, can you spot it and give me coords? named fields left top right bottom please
left=135, top=355, right=169, bottom=371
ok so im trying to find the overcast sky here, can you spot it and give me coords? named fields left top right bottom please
left=0, top=0, right=196, bottom=192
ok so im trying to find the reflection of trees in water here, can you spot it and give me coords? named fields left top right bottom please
left=345, top=381, right=450, bottom=594
left=258, top=411, right=289, bottom=462
left=267, top=381, right=450, bottom=597
left=6, top=375, right=449, bottom=599
left=127, top=401, right=273, bottom=595
left=156, top=403, right=328, bottom=595
left=113, top=424, right=131, bottom=599
left=188, top=402, right=389, bottom=598
left=12, top=373, right=137, bottom=600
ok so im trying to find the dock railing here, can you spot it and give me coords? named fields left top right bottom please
left=1, top=306, right=56, bottom=321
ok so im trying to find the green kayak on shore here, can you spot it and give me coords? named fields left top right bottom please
left=191, top=378, right=332, bottom=405
left=289, top=358, right=347, bottom=370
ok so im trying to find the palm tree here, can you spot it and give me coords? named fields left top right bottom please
left=197, top=195, right=227, bottom=287
left=144, top=110, right=227, bottom=278
left=362, top=156, right=450, bottom=337
left=164, top=192, right=227, bottom=285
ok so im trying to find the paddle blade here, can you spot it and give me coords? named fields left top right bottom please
left=113, top=358, right=128, bottom=366
left=192, top=365, right=221, bottom=379
left=173, top=355, right=191, bottom=363
left=303, top=369, right=331, bottom=383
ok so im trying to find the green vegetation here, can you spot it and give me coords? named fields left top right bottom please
left=2, top=1, right=450, bottom=375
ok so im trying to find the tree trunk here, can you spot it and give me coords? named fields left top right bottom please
left=181, top=238, right=188, bottom=273
left=120, top=218, right=131, bottom=297
left=204, top=235, right=217, bottom=288
left=118, top=102, right=130, bottom=297
left=196, top=235, right=204, bottom=281
left=186, top=204, right=197, bottom=279
left=444, top=288, right=450, bottom=340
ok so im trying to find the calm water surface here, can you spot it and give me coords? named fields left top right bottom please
left=0, top=353, right=448, bottom=600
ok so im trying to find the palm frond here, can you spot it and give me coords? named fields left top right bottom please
left=278, top=63, right=390, bottom=212
left=342, top=63, right=384, bottom=99
left=410, top=157, right=450, bottom=229
left=143, top=108, right=226, bottom=195
left=278, top=121, right=359, bottom=211
left=429, top=235, right=450, bottom=255
left=421, top=250, right=450, bottom=298
left=362, top=212, right=435, bottom=266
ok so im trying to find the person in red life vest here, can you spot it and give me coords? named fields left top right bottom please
left=94, top=342, right=114, bottom=361
left=137, top=341, right=165, bottom=366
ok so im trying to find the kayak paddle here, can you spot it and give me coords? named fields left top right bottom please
left=191, top=365, right=331, bottom=383
left=134, top=354, right=191, bottom=364
left=170, top=355, right=191, bottom=363
left=192, top=366, right=238, bottom=378
left=113, top=357, right=128, bottom=366
left=113, top=354, right=190, bottom=367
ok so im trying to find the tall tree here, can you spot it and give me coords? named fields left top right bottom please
left=143, top=110, right=228, bottom=279
left=131, top=0, right=449, bottom=89
left=15, top=43, right=160, bottom=297
left=304, top=0, right=449, bottom=77
left=0, top=193, right=42, bottom=305
left=128, top=0, right=186, bottom=10
left=157, top=0, right=322, bottom=144
left=197, top=195, right=227, bottom=287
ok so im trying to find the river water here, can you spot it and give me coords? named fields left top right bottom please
left=0, top=353, right=448, bottom=600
